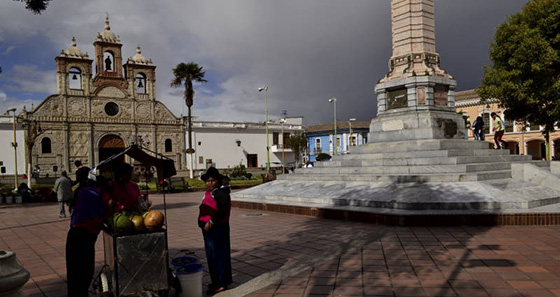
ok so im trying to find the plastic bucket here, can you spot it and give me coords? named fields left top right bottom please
left=176, top=263, right=203, bottom=297
left=171, top=256, right=198, bottom=269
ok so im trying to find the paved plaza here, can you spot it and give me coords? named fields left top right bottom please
left=3, top=192, right=560, bottom=297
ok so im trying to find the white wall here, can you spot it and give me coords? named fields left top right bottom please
left=0, top=117, right=26, bottom=176
left=190, top=119, right=303, bottom=171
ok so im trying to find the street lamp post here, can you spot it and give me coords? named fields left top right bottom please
left=6, top=108, right=18, bottom=190
left=280, top=118, right=286, bottom=174
left=328, top=98, right=337, bottom=155
left=259, top=85, right=270, bottom=174
left=348, top=118, right=356, bottom=150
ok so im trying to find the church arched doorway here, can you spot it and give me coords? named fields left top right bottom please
left=99, top=134, right=125, bottom=163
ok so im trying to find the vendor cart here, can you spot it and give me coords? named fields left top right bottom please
left=91, top=145, right=177, bottom=297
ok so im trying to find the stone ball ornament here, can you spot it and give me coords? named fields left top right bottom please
left=0, top=251, right=30, bottom=296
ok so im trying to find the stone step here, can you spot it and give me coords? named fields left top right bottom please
left=234, top=192, right=560, bottom=210
left=305, top=162, right=512, bottom=174
left=350, top=139, right=491, bottom=154
left=316, top=154, right=531, bottom=167
left=333, top=147, right=514, bottom=162
left=280, top=170, right=511, bottom=182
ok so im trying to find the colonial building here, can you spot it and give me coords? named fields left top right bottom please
left=455, top=89, right=560, bottom=160
left=23, top=17, right=186, bottom=176
left=191, top=117, right=304, bottom=171
left=306, top=121, right=370, bottom=163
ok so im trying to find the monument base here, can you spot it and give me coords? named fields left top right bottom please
left=370, top=75, right=465, bottom=142
left=368, top=109, right=468, bottom=143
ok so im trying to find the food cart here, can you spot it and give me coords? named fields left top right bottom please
left=92, top=145, right=177, bottom=297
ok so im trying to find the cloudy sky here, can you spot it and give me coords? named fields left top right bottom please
left=0, top=0, right=529, bottom=125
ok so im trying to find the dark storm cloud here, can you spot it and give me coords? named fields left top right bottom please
left=0, top=0, right=529, bottom=125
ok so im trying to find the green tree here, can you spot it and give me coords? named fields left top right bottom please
left=477, top=0, right=560, bottom=160
left=286, top=133, right=307, bottom=167
left=171, top=62, right=207, bottom=177
left=15, top=0, right=50, bottom=14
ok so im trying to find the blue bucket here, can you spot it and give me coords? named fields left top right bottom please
left=175, top=263, right=203, bottom=275
left=171, top=256, right=198, bottom=269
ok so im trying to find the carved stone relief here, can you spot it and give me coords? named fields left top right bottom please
left=136, top=103, right=151, bottom=120
left=68, top=99, right=85, bottom=117
left=35, top=98, right=64, bottom=117
left=97, top=86, right=126, bottom=98
left=154, top=103, right=174, bottom=121
left=70, top=131, right=89, bottom=156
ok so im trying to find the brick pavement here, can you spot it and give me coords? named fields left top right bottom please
left=2, top=192, right=560, bottom=296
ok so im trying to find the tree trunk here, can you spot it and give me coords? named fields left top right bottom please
left=187, top=106, right=194, bottom=179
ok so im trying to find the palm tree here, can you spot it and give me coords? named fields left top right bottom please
left=171, top=62, right=207, bottom=178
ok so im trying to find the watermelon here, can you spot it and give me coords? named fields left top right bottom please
left=112, top=213, right=133, bottom=234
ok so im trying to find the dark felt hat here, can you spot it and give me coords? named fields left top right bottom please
left=201, top=167, right=224, bottom=181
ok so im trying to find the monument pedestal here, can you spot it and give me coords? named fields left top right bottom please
left=369, top=76, right=466, bottom=142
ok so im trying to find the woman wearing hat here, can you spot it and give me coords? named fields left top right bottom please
left=199, top=167, right=233, bottom=295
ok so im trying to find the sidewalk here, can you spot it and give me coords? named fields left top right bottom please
left=2, top=192, right=560, bottom=296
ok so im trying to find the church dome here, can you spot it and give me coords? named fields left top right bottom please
left=95, top=16, right=121, bottom=43
left=59, top=37, right=89, bottom=59
left=128, top=46, right=153, bottom=65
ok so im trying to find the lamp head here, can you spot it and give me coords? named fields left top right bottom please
left=7, top=108, right=16, bottom=113
left=349, top=118, right=356, bottom=122
left=258, top=86, right=268, bottom=92
left=328, top=98, right=336, bottom=103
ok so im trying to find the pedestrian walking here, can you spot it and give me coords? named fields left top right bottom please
left=198, top=167, right=233, bottom=295
left=473, top=116, right=485, bottom=141
left=54, top=171, right=73, bottom=218
left=491, top=112, right=506, bottom=149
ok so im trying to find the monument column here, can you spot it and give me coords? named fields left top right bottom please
left=369, top=0, right=466, bottom=142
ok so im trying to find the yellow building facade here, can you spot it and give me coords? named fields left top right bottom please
left=455, top=90, right=560, bottom=160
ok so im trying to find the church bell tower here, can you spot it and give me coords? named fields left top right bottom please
left=92, top=16, right=127, bottom=90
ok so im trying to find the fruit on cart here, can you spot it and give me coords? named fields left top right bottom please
left=144, top=210, right=164, bottom=231
left=112, top=213, right=133, bottom=233
left=130, top=214, right=145, bottom=231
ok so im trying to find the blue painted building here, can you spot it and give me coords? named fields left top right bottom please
left=305, top=121, right=370, bottom=163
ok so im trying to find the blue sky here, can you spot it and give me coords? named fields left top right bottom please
left=0, top=0, right=529, bottom=125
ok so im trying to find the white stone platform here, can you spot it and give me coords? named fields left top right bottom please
left=233, top=139, right=560, bottom=213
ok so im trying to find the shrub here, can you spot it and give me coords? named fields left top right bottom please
left=137, top=182, right=150, bottom=190
left=316, top=153, right=332, bottom=162
left=231, top=164, right=247, bottom=178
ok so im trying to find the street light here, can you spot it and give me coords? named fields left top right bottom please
left=258, top=85, right=270, bottom=174
left=280, top=117, right=287, bottom=174
left=6, top=108, right=18, bottom=190
left=328, top=98, right=337, bottom=155
left=348, top=118, right=356, bottom=149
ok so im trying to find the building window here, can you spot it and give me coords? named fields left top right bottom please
left=165, top=139, right=172, bottom=152
left=482, top=113, right=491, bottom=135
left=69, top=67, right=82, bottom=89
left=136, top=73, right=146, bottom=94
left=273, top=132, right=279, bottom=145
left=315, top=138, right=321, bottom=153
left=350, top=136, right=357, bottom=146
left=199, top=156, right=204, bottom=164
left=504, top=118, right=514, bottom=133
left=283, top=133, right=290, bottom=147
left=529, top=123, right=541, bottom=131
left=41, top=137, right=52, bottom=154
left=103, top=51, right=114, bottom=71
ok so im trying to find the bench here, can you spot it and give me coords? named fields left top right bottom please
left=157, top=177, right=189, bottom=193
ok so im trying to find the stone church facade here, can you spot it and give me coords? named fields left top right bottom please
left=22, top=17, right=186, bottom=175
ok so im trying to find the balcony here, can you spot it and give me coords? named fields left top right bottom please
left=270, top=144, right=292, bottom=153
